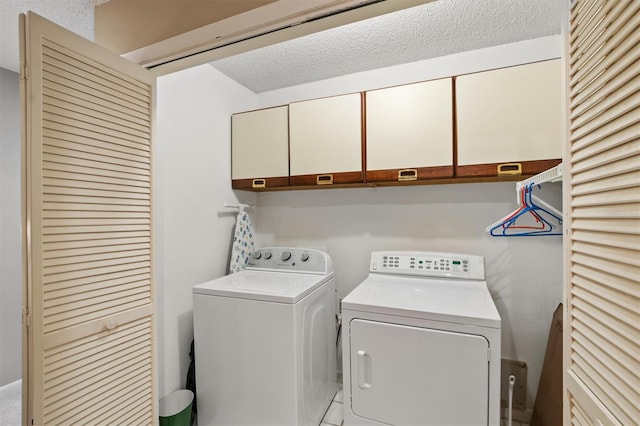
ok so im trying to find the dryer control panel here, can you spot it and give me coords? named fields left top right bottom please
left=247, top=247, right=333, bottom=275
left=370, top=251, right=485, bottom=280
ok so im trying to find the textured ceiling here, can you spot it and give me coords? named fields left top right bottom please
left=0, top=0, right=94, bottom=73
left=0, top=0, right=561, bottom=93
left=210, top=0, right=562, bottom=93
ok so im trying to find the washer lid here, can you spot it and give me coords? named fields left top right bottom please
left=193, top=270, right=333, bottom=303
left=342, top=273, right=501, bottom=328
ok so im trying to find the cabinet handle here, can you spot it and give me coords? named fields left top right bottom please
left=252, top=179, right=266, bottom=188
left=497, top=163, right=522, bottom=175
left=398, top=169, right=417, bottom=181
left=316, top=174, right=333, bottom=185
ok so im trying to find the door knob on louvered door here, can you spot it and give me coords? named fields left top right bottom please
left=105, top=319, right=118, bottom=331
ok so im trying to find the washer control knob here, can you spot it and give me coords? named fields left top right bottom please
left=281, top=251, right=292, bottom=261
left=301, top=252, right=310, bottom=262
left=252, top=251, right=262, bottom=260
left=264, top=251, right=272, bottom=260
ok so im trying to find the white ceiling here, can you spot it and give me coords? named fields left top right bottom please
left=0, top=0, right=94, bottom=73
left=209, top=0, right=562, bottom=93
left=0, top=0, right=561, bottom=92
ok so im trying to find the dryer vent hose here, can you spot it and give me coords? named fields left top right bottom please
left=508, top=374, right=516, bottom=426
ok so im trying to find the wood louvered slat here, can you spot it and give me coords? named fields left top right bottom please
left=42, top=186, right=150, bottom=201
left=43, top=114, right=151, bottom=148
left=571, top=306, right=637, bottom=367
left=567, top=7, right=640, bottom=424
left=571, top=71, right=640, bottom=132
left=41, top=316, right=152, bottom=424
left=571, top=397, right=590, bottom=425
left=570, top=0, right=637, bottom=74
left=43, top=240, right=149, bottom=257
left=44, top=295, right=151, bottom=333
left=44, top=160, right=150, bottom=184
left=43, top=119, right=150, bottom=153
left=568, top=0, right=608, bottom=52
left=572, top=241, right=640, bottom=269
left=43, top=177, right=150, bottom=195
left=44, top=274, right=150, bottom=302
left=44, top=316, right=149, bottom=360
left=43, top=269, right=151, bottom=297
left=23, top=12, right=156, bottom=425
left=74, top=380, right=151, bottom=425
left=43, top=86, right=150, bottom=128
left=42, top=71, right=149, bottom=117
left=572, top=170, right=640, bottom=195
left=571, top=230, right=639, bottom=251
left=571, top=316, right=638, bottom=372
left=41, top=39, right=149, bottom=93
left=44, top=97, right=150, bottom=136
left=114, top=405, right=153, bottom=426
left=44, top=337, right=150, bottom=392
left=43, top=255, right=150, bottom=278
left=570, top=89, right=640, bottom=142
left=572, top=336, right=639, bottom=413
left=44, top=358, right=151, bottom=423
left=42, top=49, right=150, bottom=105
left=42, top=45, right=150, bottom=104
left=43, top=152, right=150, bottom=178
left=571, top=354, right=637, bottom=426
left=43, top=236, right=150, bottom=252
left=43, top=146, right=149, bottom=174
left=572, top=187, right=640, bottom=207
left=43, top=102, right=150, bottom=142
left=43, top=288, right=151, bottom=321
left=572, top=148, right=640, bottom=180
left=570, top=1, right=640, bottom=79
left=43, top=118, right=150, bottom=155
left=570, top=55, right=640, bottom=122
left=42, top=77, right=150, bottom=124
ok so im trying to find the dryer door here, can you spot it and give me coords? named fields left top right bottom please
left=349, top=319, right=490, bottom=426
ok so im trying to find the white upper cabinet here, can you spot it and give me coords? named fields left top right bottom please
left=231, top=106, right=289, bottom=188
left=366, top=78, right=453, bottom=181
left=289, top=93, right=363, bottom=184
left=456, top=59, right=564, bottom=174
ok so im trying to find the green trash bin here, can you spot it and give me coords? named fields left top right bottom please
left=159, top=389, right=194, bottom=426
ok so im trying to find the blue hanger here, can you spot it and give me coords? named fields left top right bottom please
left=487, top=184, right=563, bottom=237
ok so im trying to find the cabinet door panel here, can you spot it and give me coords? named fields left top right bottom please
left=456, top=60, right=563, bottom=168
left=366, top=78, right=453, bottom=181
left=231, top=106, right=289, bottom=187
left=289, top=93, right=362, bottom=178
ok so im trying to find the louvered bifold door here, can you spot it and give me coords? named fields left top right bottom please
left=566, top=0, right=640, bottom=424
left=20, top=12, right=156, bottom=426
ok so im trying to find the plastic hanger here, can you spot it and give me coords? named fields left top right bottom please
left=487, top=184, right=563, bottom=237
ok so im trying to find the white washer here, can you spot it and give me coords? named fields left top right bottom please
left=193, top=247, right=338, bottom=426
left=342, top=251, right=501, bottom=426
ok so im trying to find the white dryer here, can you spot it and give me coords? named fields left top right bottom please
left=342, top=251, right=501, bottom=426
left=193, top=247, right=338, bottom=426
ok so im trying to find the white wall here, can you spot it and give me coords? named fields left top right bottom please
left=251, top=36, right=565, bottom=413
left=155, top=64, right=257, bottom=397
left=0, top=67, right=22, bottom=386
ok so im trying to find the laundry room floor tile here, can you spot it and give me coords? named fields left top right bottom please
left=321, top=400, right=344, bottom=426
left=333, top=387, right=344, bottom=403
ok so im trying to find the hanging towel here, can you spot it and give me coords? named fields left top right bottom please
left=228, top=210, right=255, bottom=273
